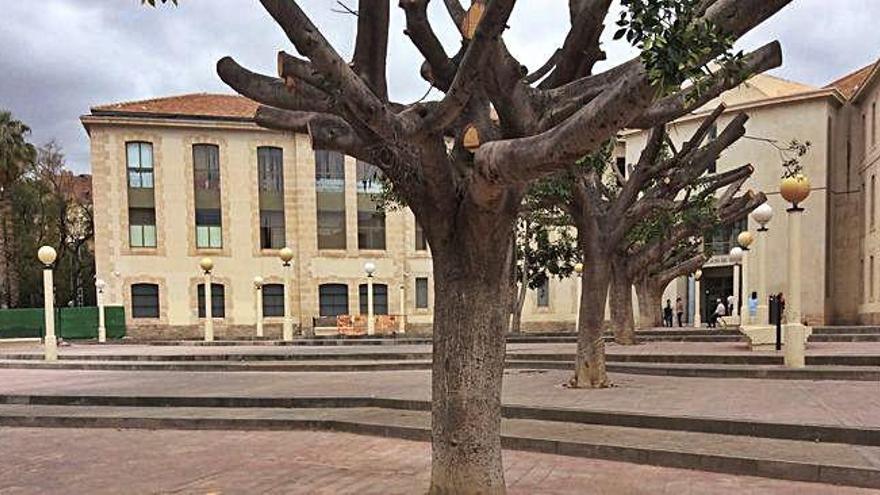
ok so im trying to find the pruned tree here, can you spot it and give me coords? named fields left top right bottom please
left=206, top=0, right=792, bottom=491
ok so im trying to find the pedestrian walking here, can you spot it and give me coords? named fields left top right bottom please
left=675, top=297, right=684, bottom=327
left=663, top=299, right=674, bottom=328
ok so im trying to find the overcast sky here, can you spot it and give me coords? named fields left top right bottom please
left=1, top=0, right=879, bottom=173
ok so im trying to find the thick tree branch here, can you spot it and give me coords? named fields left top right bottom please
left=539, top=0, right=612, bottom=89
left=629, top=41, right=782, bottom=129
left=258, top=0, right=399, bottom=136
left=352, top=0, right=390, bottom=99
left=417, top=0, right=517, bottom=134
left=217, top=57, right=336, bottom=115
left=254, top=106, right=366, bottom=155
left=401, top=0, right=457, bottom=90
left=475, top=65, right=654, bottom=184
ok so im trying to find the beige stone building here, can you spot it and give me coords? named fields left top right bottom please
left=81, top=94, right=580, bottom=338
left=624, top=61, right=880, bottom=326
left=82, top=59, right=880, bottom=336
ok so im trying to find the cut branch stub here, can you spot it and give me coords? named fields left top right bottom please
left=463, top=124, right=481, bottom=151
left=461, top=0, right=486, bottom=40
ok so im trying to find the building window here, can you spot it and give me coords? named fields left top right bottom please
left=706, top=124, right=718, bottom=174
left=873, top=102, right=877, bottom=147
left=258, top=147, right=286, bottom=249
left=357, top=160, right=386, bottom=250
left=319, top=283, right=349, bottom=316
left=126, top=142, right=157, bottom=248
left=262, top=283, right=285, bottom=317
left=197, top=283, right=225, bottom=318
left=415, top=221, right=427, bottom=251
left=871, top=256, right=875, bottom=302
left=536, top=278, right=550, bottom=307
left=129, top=209, right=157, bottom=248
left=359, top=283, right=389, bottom=315
left=127, top=142, right=154, bottom=188
left=706, top=216, right=747, bottom=256
left=193, top=144, right=222, bottom=249
left=131, top=283, right=159, bottom=318
left=415, top=277, right=429, bottom=309
left=871, top=175, right=877, bottom=230
left=316, top=150, right=346, bottom=249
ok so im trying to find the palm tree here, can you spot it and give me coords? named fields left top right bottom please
left=0, top=111, right=36, bottom=307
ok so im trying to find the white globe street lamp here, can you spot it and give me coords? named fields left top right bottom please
left=278, top=247, right=295, bottom=340
left=729, top=247, right=743, bottom=319
left=200, top=257, right=214, bottom=342
left=254, top=276, right=265, bottom=338
left=751, top=203, right=773, bottom=325
left=573, top=262, right=584, bottom=333
left=38, top=246, right=57, bottom=361
left=693, top=268, right=703, bottom=328
left=95, top=279, right=107, bottom=343
left=364, top=262, right=376, bottom=335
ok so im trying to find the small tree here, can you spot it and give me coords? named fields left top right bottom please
left=508, top=198, right=578, bottom=334
left=0, top=111, right=36, bottom=307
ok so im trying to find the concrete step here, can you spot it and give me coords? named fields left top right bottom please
left=813, top=326, right=880, bottom=334
left=0, top=358, right=876, bottom=380
left=1, top=351, right=877, bottom=367
left=4, top=394, right=876, bottom=447
left=0, top=403, right=876, bottom=489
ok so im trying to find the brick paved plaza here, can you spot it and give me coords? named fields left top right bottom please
left=1, top=428, right=877, bottom=495
left=0, top=338, right=878, bottom=493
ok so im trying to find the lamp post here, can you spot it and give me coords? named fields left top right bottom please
left=398, top=272, right=408, bottom=334
left=737, top=231, right=755, bottom=324
left=279, top=247, right=295, bottom=341
left=200, top=257, right=214, bottom=342
left=364, top=262, right=376, bottom=336
left=729, top=246, right=744, bottom=319
left=780, top=173, right=811, bottom=368
left=95, top=279, right=107, bottom=343
left=751, top=203, right=773, bottom=324
left=574, top=262, right=584, bottom=333
left=253, top=276, right=264, bottom=338
left=38, top=246, right=57, bottom=361
left=693, top=269, right=703, bottom=328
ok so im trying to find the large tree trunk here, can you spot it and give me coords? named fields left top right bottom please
left=609, top=259, right=637, bottom=345
left=572, top=223, right=611, bottom=388
left=429, top=209, right=516, bottom=495
left=635, top=277, right=664, bottom=329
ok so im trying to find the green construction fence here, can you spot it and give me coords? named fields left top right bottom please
left=0, top=306, right=126, bottom=340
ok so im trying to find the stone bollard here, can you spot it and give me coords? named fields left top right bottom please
left=783, top=324, right=806, bottom=368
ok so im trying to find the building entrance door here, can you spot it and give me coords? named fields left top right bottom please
left=701, top=266, right=734, bottom=322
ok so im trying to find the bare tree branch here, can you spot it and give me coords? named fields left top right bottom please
left=539, top=0, right=612, bottom=89
left=217, top=57, right=336, bottom=115
left=352, top=0, right=390, bottom=99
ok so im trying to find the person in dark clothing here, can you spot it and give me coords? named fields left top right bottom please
left=675, top=297, right=684, bottom=327
left=663, top=299, right=674, bottom=327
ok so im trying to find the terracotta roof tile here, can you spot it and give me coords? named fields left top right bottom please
left=91, top=93, right=259, bottom=121
left=825, top=62, right=877, bottom=99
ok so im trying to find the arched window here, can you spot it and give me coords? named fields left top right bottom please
left=262, top=283, right=285, bottom=317
left=319, top=283, right=349, bottom=316
left=872, top=175, right=876, bottom=230
left=131, top=283, right=159, bottom=318
left=359, top=283, right=388, bottom=315
left=197, top=283, right=225, bottom=318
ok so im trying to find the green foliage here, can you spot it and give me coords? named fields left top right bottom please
left=614, top=0, right=744, bottom=98
left=10, top=143, right=95, bottom=308
left=0, top=111, right=36, bottom=188
left=514, top=216, right=578, bottom=291
left=779, top=139, right=811, bottom=178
